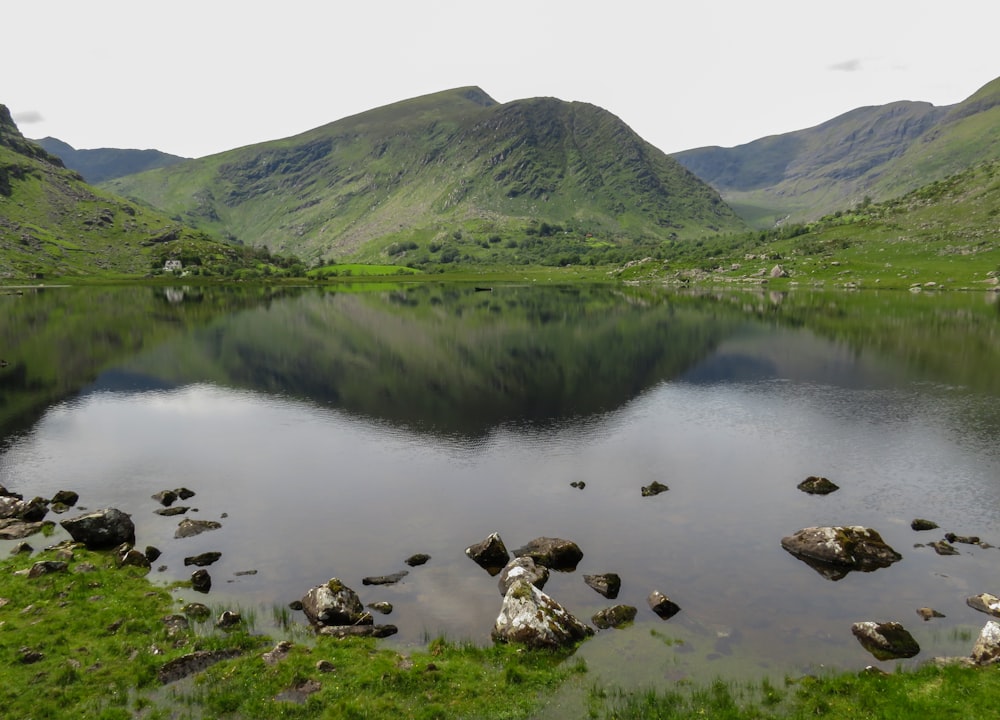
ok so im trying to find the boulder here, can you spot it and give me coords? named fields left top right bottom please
left=498, top=556, right=549, bottom=595
left=60, top=508, right=135, bottom=549
left=641, top=481, right=669, bottom=497
left=592, top=605, right=637, bottom=629
left=18, top=497, right=49, bottom=522
left=780, top=526, right=902, bottom=579
left=465, top=532, right=510, bottom=575
left=512, top=537, right=583, bottom=571
left=492, top=578, right=593, bottom=649
left=966, top=593, right=1000, bottom=618
left=301, top=578, right=371, bottom=627
left=851, top=621, right=920, bottom=660
left=648, top=591, right=681, bottom=620
left=910, top=518, right=939, bottom=531
left=971, top=621, right=1000, bottom=666
left=797, top=476, right=839, bottom=495
left=583, top=573, right=621, bottom=599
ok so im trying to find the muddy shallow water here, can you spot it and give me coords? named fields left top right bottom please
left=3, top=284, right=999, bottom=692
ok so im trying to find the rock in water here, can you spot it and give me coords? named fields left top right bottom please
left=648, top=591, right=681, bottom=620
left=60, top=508, right=135, bottom=549
left=797, top=476, right=839, bottom=495
left=641, top=481, right=669, bottom=497
left=583, top=573, right=621, bottom=599
left=592, top=605, right=637, bottom=629
left=780, top=526, right=902, bottom=579
left=498, top=556, right=549, bottom=595
left=300, top=578, right=370, bottom=627
left=967, top=593, right=1000, bottom=618
left=512, top=537, right=583, bottom=571
left=851, top=621, right=920, bottom=660
left=175, top=518, right=221, bottom=538
left=465, top=532, right=510, bottom=575
left=492, top=579, right=593, bottom=649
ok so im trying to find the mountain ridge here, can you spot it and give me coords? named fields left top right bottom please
left=31, top=136, right=188, bottom=184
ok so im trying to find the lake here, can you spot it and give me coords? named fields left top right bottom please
left=2, top=282, right=1000, bottom=692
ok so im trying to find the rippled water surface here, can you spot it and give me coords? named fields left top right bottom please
left=2, top=284, right=1000, bottom=690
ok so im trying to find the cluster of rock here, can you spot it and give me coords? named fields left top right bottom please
left=0, top=486, right=79, bottom=540
left=466, top=532, right=680, bottom=649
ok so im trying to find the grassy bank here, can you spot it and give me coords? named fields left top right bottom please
left=4, top=545, right=1000, bottom=718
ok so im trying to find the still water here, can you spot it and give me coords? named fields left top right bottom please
left=2, top=283, right=1000, bottom=689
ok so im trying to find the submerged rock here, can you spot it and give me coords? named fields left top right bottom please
left=498, top=556, right=550, bottom=595
left=583, top=573, right=621, bottom=599
left=592, top=605, right=637, bottom=629
left=780, top=526, right=902, bottom=580
left=930, top=540, right=959, bottom=556
left=301, top=578, right=370, bottom=627
left=492, top=578, right=593, bottom=649
left=797, top=476, right=839, bottom=495
left=851, top=621, right=920, bottom=660
left=512, top=537, right=583, bottom=571
left=945, top=533, right=981, bottom=545
left=175, top=518, right=221, bottom=539
left=184, top=552, right=222, bottom=567
left=362, top=571, right=408, bottom=586
left=917, top=607, right=945, bottom=621
left=465, top=532, right=510, bottom=575
left=60, top=508, right=135, bottom=549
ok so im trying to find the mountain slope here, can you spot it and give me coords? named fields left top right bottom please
left=103, top=87, right=746, bottom=266
left=32, top=136, right=187, bottom=183
left=0, top=104, right=269, bottom=279
left=673, top=76, right=1000, bottom=227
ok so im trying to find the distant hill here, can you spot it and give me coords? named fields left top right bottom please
left=673, top=76, right=1000, bottom=227
left=103, top=87, right=746, bottom=267
left=32, top=136, right=187, bottom=183
left=0, top=104, right=276, bottom=279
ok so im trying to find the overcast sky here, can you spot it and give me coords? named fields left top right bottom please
left=5, top=0, right=998, bottom=159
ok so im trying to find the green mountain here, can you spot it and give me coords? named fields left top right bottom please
left=673, top=76, right=1000, bottom=227
left=103, top=87, right=746, bottom=267
left=32, top=136, right=187, bottom=184
left=0, top=104, right=286, bottom=279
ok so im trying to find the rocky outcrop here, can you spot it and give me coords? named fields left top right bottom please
left=512, top=537, right=583, bottom=571
left=498, top=556, right=549, bottom=595
left=465, top=532, right=510, bottom=575
left=780, top=526, right=902, bottom=580
left=492, top=579, right=593, bottom=649
left=301, top=578, right=370, bottom=627
left=851, top=621, right=920, bottom=660
left=583, top=573, right=621, bottom=599
left=60, top=508, right=135, bottom=549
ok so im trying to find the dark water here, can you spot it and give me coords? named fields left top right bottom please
left=2, top=283, right=1000, bottom=690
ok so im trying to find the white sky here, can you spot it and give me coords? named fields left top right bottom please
left=4, top=0, right=998, bottom=159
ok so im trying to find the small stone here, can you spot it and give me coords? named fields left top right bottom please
left=152, top=490, right=178, bottom=507
left=263, top=640, right=292, bottom=665
left=362, top=571, right=408, bottom=586
left=797, top=476, right=839, bottom=495
left=19, top=647, right=44, bottom=664
left=182, top=603, right=211, bottom=621
left=465, top=532, right=510, bottom=575
left=191, top=569, right=211, bottom=594
left=145, top=546, right=162, bottom=563
left=405, top=553, right=430, bottom=567
left=592, top=605, right=637, bottom=629
left=917, top=607, right=945, bottom=621
left=175, top=518, right=221, bottom=539
left=28, top=560, right=68, bottom=578
left=368, top=601, right=393, bottom=615
left=50, top=490, right=79, bottom=507
left=154, top=506, right=189, bottom=517
left=10, top=542, right=32, bottom=555
left=583, top=573, right=621, bottom=599
left=570, top=481, right=586, bottom=490
left=911, top=519, right=939, bottom=531
left=176, top=488, right=196, bottom=500
left=162, top=614, right=190, bottom=637
left=184, top=552, right=222, bottom=567
left=945, top=533, right=981, bottom=545
left=851, top=621, right=920, bottom=660
left=316, top=660, right=336, bottom=673
left=641, top=481, right=669, bottom=497
left=648, top=591, right=681, bottom=620
left=930, top=540, right=959, bottom=556
left=217, top=610, right=242, bottom=629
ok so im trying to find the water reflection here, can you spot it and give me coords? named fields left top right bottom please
left=2, top=285, right=1000, bottom=691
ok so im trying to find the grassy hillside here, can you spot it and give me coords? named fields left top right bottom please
left=103, top=87, right=746, bottom=268
left=619, top=158, right=1000, bottom=290
left=673, top=76, right=1000, bottom=228
left=0, top=104, right=298, bottom=280
left=33, top=136, right=188, bottom=184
